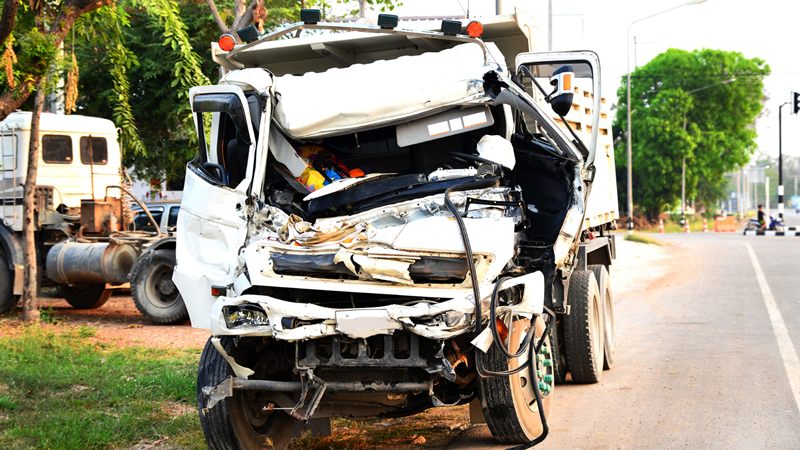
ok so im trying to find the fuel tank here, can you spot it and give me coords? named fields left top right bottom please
left=46, top=241, right=138, bottom=285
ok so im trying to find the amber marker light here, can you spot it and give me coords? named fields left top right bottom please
left=467, top=21, right=483, bottom=38
left=563, top=73, right=572, bottom=91
left=219, top=34, right=235, bottom=52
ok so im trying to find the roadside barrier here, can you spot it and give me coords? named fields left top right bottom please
left=658, top=219, right=664, bottom=233
left=702, top=218, right=708, bottom=233
left=743, top=230, right=800, bottom=236
left=714, top=216, right=738, bottom=232
left=684, top=220, right=690, bottom=233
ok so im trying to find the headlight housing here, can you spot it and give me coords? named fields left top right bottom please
left=223, top=304, right=270, bottom=328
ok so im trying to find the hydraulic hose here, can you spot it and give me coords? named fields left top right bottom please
left=443, top=178, right=551, bottom=449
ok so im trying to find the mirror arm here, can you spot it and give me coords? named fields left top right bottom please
left=520, top=66, right=551, bottom=101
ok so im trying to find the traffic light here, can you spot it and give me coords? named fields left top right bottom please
left=794, top=91, right=800, bottom=114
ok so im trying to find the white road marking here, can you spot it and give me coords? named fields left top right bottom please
left=745, top=243, right=800, bottom=412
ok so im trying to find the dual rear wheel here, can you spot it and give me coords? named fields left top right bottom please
left=562, top=265, right=616, bottom=384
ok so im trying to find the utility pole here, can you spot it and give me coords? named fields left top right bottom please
left=548, top=0, right=553, bottom=51
left=737, top=170, right=741, bottom=219
left=778, top=101, right=788, bottom=220
left=766, top=176, right=770, bottom=216
left=496, top=0, right=503, bottom=15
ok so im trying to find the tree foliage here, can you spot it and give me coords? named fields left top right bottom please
left=613, top=48, right=770, bottom=219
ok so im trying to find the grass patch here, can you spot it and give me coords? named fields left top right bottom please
left=0, top=324, right=205, bottom=449
left=624, top=233, right=663, bottom=246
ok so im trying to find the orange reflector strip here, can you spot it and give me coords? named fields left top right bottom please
left=563, top=73, right=572, bottom=91
left=496, top=319, right=509, bottom=343
left=467, top=21, right=483, bottom=38
left=219, top=34, right=235, bottom=52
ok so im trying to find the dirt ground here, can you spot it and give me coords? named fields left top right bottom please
left=0, top=235, right=669, bottom=449
left=11, top=290, right=212, bottom=349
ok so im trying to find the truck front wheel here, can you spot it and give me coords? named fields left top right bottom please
left=131, top=249, right=188, bottom=324
left=0, top=252, right=18, bottom=314
left=59, top=284, right=112, bottom=309
left=479, top=317, right=554, bottom=444
left=197, top=336, right=295, bottom=450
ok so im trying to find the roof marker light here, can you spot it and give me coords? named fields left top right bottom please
left=218, top=34, right=235, bottom=52
left=300, top=9, right=321, bottom=24
left=378, top=14, right=399, bottom=29
left=441, top=20, right=462, bottom=36
left=236, top=25, right=259, bottom=44
left=467, top=21, right=483, bottom=38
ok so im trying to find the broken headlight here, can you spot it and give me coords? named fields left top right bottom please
left=223, top=305, right=270, bottom=328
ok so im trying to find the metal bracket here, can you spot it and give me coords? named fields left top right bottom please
left=201, top=377, right=234, bottom=414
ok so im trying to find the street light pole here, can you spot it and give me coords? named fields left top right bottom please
left=779, top=101, right=789, bottom=220
left=626, top=0, right=707, bottom=233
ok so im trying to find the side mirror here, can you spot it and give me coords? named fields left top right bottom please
left=548, top=64, right=574, bottom=117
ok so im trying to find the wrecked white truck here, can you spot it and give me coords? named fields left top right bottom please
left=176, top=9, right=618, bottom=449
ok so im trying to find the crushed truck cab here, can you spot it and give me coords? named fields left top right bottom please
left=179, top=10, right=618, bottom=450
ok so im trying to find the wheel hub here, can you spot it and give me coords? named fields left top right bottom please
left=158, top=278, right=177, bottom=296
left=516, top=326, right=553, bottom=413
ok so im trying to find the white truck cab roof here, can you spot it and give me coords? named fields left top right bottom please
left=2, top=111, right=118, bottom=135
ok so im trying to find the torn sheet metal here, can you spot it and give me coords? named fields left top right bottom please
left=209, top=272, right=540, bottom=341
left=211, top=337, right=255, bottom=379
left=278, top=215, right=373, bottom=247
left=335, top=309, right=403, bottom=338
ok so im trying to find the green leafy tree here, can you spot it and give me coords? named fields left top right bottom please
left=614, top=48, right=770, bottom=220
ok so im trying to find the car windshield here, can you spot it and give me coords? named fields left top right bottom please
left=131, top=206, right=164, bottom=232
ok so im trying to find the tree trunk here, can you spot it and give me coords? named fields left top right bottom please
left=21, top=86, right=44, bottom=322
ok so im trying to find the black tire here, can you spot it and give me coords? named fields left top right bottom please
left=131, top=249, right=188, bottom=324
left=479, top=317, right=554, bottom=444
left=548, top=317, right=568, bottom=384
left=564, top=270, right=604, bottom=384
left=59, top=284, right=112, bottom=309
left=197, top=336, right=295, bottom=450
left=0, top=252, right=18, bottom=314
left=589, top=264, right=616, bottom=370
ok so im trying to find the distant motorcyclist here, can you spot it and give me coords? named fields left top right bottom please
left=757, top=205, right=767, bottom=230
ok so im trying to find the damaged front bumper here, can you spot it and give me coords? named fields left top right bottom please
left=209, top=271, right=545, bottom=342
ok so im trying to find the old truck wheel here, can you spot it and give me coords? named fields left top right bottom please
left=131, top=249, right=188, bottom=324
left=0, top=252, right=18, bottom=314
left=59, top=284, right=112, bottom=309
left=589, top=265, right=616, bottom=370
left=564, top=270, right=604, bottom=383
left=479, top=317, right=554, bottom=444
left=197, top=336, right=295, bottom=450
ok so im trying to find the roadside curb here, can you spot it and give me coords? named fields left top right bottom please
left=743, top=230, right=800, bottom=236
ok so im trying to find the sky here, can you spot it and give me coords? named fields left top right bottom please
left=336, top=0, right=800, bottom=160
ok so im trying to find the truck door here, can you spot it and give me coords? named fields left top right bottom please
left=513, top=51, right=602, bottom=169
left=173, top=85, right=263, bottom=328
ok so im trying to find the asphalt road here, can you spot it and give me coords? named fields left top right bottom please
left=447, top=218, right=800, bottom=449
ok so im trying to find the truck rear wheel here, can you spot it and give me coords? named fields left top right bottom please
left=59, top=284, right=112, bottom=309
left=131, top=249, right=188, bottom=324
left=548, top=317, right=568, bottom=384
left=564, top=270, right=604, bottom=383
left=197, top=336, right=295, bottom=450
left=0, top=252, right=18, bottom=314
left=589, top=265, right=616, bottom=370
left=479, top=317, right=554, bottom=444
